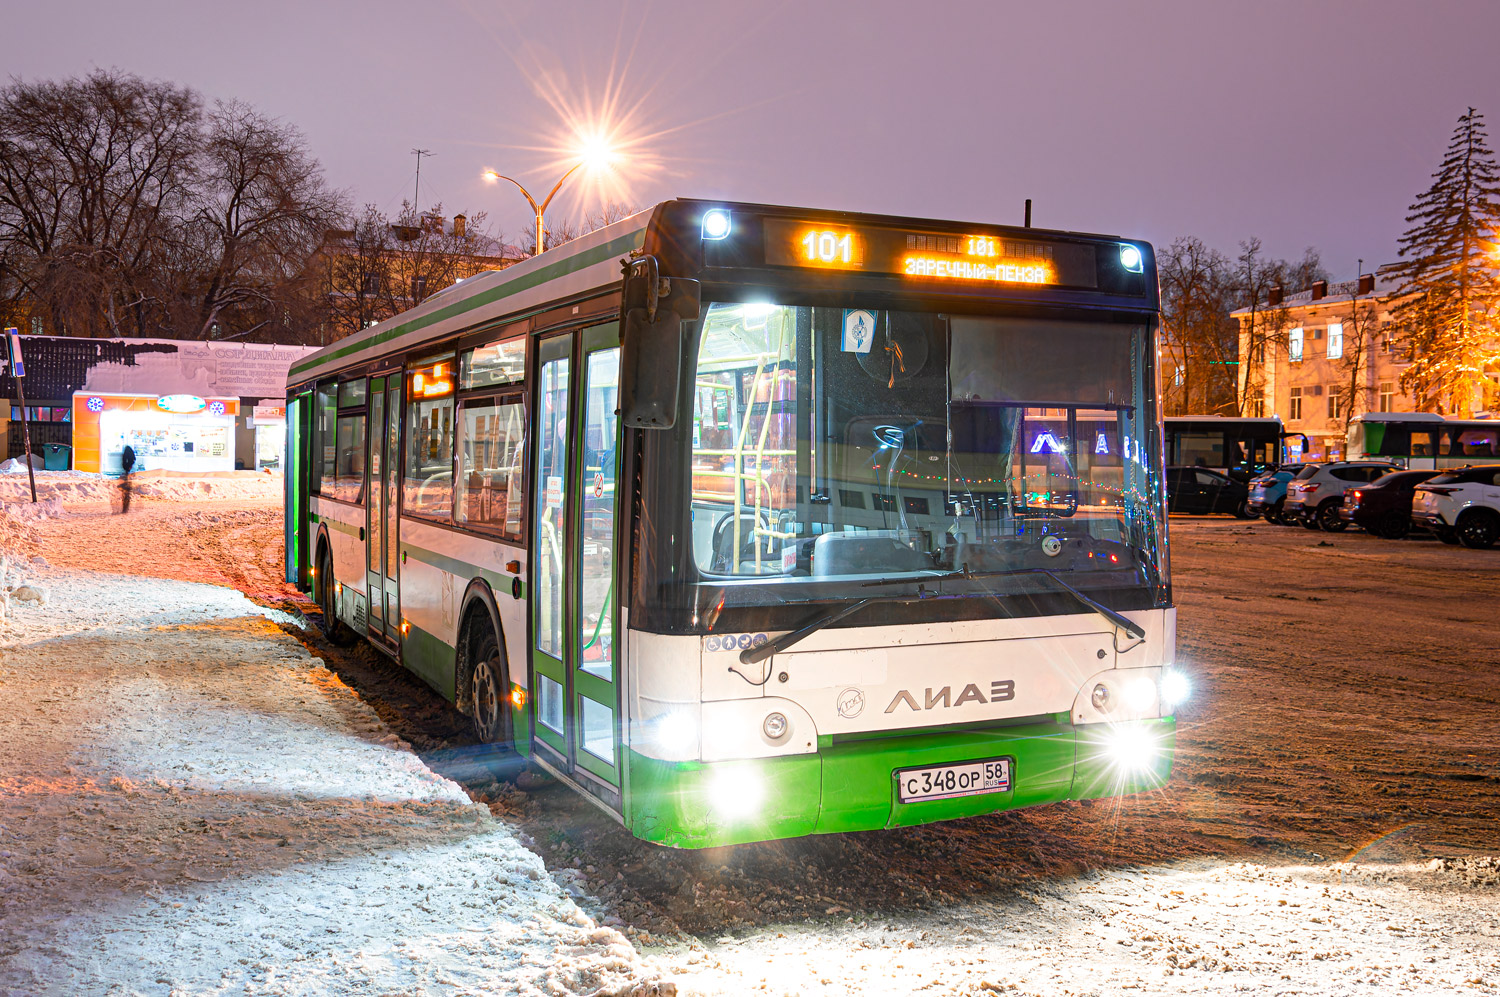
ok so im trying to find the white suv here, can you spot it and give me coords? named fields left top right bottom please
left=1411, top=465, right=1500, bottom=549
left=1284, top=461, right=1400, bottom=531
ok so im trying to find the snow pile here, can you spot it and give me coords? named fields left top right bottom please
left=0, top=453, right=43, bottom=472
left=0, top=468, right=283, bottom=506
left=0, top=567, right=663, bottom=995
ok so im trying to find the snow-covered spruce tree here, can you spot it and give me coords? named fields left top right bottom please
left=1387, top=108, right=1500, bottom=416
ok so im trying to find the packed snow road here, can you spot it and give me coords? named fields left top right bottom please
left=1, top=492, right=1498, bottom=995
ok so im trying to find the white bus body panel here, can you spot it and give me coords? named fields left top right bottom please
left=398, top=518, right=528, bottom=681
left=628, top=607, right=1174, bottom=762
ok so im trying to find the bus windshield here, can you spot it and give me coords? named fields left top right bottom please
left=653, top=301, right=1167, bottom=625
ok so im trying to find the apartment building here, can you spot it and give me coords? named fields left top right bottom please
left=1234, top=275, right=1412, bottom=461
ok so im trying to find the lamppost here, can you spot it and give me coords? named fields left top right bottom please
left=482, top=164, right=583, bottom=257
left=484, top=137, right=616, bottom=256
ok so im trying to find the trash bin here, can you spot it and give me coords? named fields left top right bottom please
left=42, top=443, right=71, bottom=470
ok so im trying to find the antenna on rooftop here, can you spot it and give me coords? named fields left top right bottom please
left=412, top=148, right=434, bottom=210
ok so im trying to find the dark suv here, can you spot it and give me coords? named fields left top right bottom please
left=1340, top=469, right=1441, bottom=538
left=1166, top=466, right=1253, bottom=517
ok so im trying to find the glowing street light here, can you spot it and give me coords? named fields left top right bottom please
left=483, top=135, right=616, bottom=257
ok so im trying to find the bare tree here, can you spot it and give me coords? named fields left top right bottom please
left=172, top=100, right=346, bottom=340
left=0, top=70, right=200, bottom=337
left=1159, top=237, right=1238, bottom=415
left=1334, top=282, right=1383, bottom=436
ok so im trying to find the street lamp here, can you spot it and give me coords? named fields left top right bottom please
left=484, top=138, right=615, bottom=256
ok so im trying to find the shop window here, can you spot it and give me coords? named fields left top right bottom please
left=405, top=357, right=456, bottom=521
left=455, top=396, right=526, bottom=538
left=462, top=337, right=526, bottom=390
left=329, top=415, right=366, bottom=503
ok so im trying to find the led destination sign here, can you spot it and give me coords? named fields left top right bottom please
left=762, top=217, right=1098, bottom=288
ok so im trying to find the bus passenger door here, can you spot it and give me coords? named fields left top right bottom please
left=529, top=326, right=622, bottom=798
left=365, top=374, right=401, bottom=651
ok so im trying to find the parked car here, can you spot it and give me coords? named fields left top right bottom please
left=1246, top=467, right=1307, bottom=524
left=1340, top=469, right=1441, bottom=538
left=1411, top=464, right=1500, bottom=548
left=1166, top=465, right=1253, bottom=517
left=1283, top=461, right=1401, bottom=531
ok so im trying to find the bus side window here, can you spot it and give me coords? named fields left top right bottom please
left=314, top=383, right=337, bottom=492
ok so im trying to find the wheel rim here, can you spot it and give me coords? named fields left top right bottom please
left=473, top=654, right=504, bottom=742
left=1461, top=519, right=1496, bottom=547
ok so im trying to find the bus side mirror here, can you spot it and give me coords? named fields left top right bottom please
left=619, top=256, right=700, bottom=430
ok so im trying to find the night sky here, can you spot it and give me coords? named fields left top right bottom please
left=11, top=0, right=1500, bottom=278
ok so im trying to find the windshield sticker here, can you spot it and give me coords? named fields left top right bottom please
left=842, top=309, right=875, bottom=354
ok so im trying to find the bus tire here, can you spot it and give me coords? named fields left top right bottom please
left=1457, top=510, right=1499, bottom=550
left=315, top=542, right=351, bottom=644
left=469, top=622, right=513, bottom=746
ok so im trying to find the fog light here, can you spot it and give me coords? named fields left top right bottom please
left=1161, top=670, right=1191, bottom=708
left=709, top=766, right=763, bottom=818
left=701, top=208, right=732, bottom=240
left=1119, top=243, right=1144, bottom=273
left=1106, top=726, right=1159, bottom=771
left=762, top=712, right=788, bottom=739
left=1091, top=682, right=1112, bottom=712
left=1124, top=675, right=1156, bottom=712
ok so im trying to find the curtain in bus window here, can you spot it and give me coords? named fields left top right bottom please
left=404, top=392, right=454, bottom=520
left=331, top=414, right=366, bottom=503
left=456, top=397, right=526, bottom=537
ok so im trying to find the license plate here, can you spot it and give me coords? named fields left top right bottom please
left=896, top=757, right=1011, bottom=803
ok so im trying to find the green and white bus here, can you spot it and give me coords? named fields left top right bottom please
left=1347, top=412, right=1500, bottom=469
left=284, top=199, right=1185, bottom=848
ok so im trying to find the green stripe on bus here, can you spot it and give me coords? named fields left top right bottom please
left=289, top=230, right=644, bottom=378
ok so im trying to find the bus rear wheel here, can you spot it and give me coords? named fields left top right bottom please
left=471, top=626, right=513, bottom=746
left=316, top=546, right=350, bottom=643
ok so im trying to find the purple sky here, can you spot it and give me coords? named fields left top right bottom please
left=12, top=0, right=1500, bottom=280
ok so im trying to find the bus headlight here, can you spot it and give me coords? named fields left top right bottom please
left=656, top=710, right=699, bottom=752
left=1160, top=670, right=1191, bottom=708
left=762, top=712, right=788, bottom=739
left=1124, top=675, right=1156, bottom=712
left=1091, top=683, right=1112, bottom=712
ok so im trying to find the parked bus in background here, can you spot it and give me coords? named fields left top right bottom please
left=1164, top=415, right=1306, bottom=481
left=1347, top=412, right=1500, bottom=469
left=284, top=199, right=1186, bottom=848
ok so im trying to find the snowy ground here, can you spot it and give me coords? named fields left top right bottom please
left=1, top=494, right=1498, bottom=995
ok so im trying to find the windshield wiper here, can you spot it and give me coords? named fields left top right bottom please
left=736, top=588, right=969, bottom=666
left=861, top=566, right=1146, bottom=640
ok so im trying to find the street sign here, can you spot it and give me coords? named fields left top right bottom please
left=5, top=328, right=24, bottom=378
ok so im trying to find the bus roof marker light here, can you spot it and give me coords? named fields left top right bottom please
left=1119, top=244, right=1144, bottom=274
left=702, top=208, right=732, bottom=241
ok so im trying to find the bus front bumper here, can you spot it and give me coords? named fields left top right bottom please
left=624, top=717, right=1175, bottom=849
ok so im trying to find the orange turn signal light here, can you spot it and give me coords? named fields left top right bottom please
left=509, top=686, right=527, bottom=709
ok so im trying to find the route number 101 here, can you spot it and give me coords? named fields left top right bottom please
left=801, top=229, right=854, bottom=264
